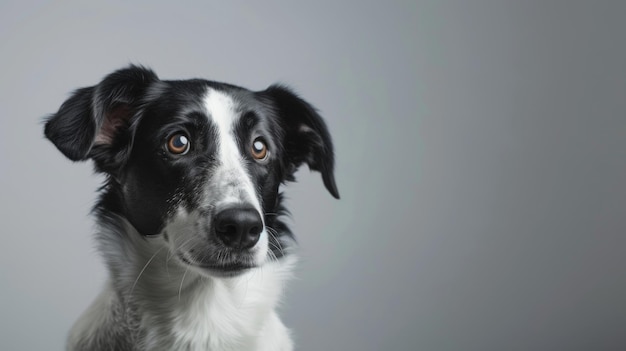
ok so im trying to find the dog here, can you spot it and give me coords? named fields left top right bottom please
left=44, top=65, right=339, bottom=351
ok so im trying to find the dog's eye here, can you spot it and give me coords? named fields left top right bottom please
left=166, top=133, right=190, bottom=155
left=251, top=138, right=268, bottom=160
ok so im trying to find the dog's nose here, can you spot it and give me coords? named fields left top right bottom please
left=214, top=207, right=263, bottom=249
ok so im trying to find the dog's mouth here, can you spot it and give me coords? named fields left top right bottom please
left=178, top=253, right=255, bottom=277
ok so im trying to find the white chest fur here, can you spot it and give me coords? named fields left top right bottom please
left=158, top=259, right=295, bottom=351
left=68, top=256, right=295, bottom=351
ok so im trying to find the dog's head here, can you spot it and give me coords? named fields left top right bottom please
left=44, top=65, right=338, bottom=277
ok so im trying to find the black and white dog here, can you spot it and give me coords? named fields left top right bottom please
left=44, top=65, right=339, bottom=351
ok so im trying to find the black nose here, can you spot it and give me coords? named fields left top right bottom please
left=214, top=207, right=263, bottom=249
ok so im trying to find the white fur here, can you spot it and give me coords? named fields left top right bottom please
left=167, top=258, right=295, bottom=351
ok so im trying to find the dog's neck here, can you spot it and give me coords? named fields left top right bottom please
left=94, top=215, right=293, bottom=350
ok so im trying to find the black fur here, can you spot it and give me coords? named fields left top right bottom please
left=45, top=64, right=338, bottom=256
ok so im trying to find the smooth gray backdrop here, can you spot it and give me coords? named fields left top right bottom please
left=1, top=1, right=625, bottom=350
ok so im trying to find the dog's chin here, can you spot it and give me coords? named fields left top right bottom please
left=178, top=254, right=255, bottom=278
left=204, top=264, right=256, bottom=278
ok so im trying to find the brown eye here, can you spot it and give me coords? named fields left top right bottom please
left=167, top=133, right=190, bottom=155
left=251, top=138, right=268, bottom=160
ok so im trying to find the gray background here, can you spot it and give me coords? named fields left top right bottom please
left=1, top=1, right=625, bottom=350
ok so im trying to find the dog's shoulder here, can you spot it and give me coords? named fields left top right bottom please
left=67, top=281, right=139, bottom=351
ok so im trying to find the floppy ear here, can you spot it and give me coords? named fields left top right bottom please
left=263, top=85, right=339, bottom=199
left=44, top=65, right=158, bottom=164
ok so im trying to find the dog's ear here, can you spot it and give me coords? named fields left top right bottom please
left=262, top=85, right=339, bottom=199
left=44, top=65, right=158, bottom=163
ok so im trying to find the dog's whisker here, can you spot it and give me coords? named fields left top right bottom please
left=178, top=266, right=189, bottom=302
left=267, top=246, right=279, bottom=263
left=266, top=243, right=281, bottom=262
left=266, top=226, right=285, bottom=258
left=130, top=246, right=164, bottom=299
left=164, top=249, right=172, bottom=280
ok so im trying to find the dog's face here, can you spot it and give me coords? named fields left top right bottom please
left=44, top=66, right=338, bottom=277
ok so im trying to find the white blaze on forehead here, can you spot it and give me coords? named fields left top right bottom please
left=202, top=88, right=262, bottom=215
left=203, top=89, right=238, bottom=136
